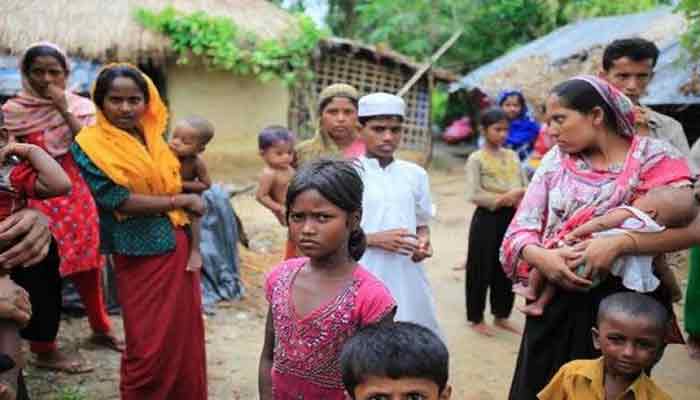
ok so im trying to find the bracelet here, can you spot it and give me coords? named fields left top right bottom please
left=621, top=231, right=639, bottom=254
left=169, top=195, right=177, bottom=211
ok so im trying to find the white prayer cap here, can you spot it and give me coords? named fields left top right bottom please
left=358, top=93, right=406, bottom=118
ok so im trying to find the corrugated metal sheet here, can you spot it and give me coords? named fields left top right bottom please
left=643, top=41, right=700, bottom=105
left=0, top=56, right=101, bottom=96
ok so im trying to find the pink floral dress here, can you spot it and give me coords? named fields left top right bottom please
left=265, top=257, right=396, bottom=399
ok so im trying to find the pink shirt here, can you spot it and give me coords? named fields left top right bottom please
left=342, top=137, right=366, bottom=159
left=265, top=257, right=395, bottom=399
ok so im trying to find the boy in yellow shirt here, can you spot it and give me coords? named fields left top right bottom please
left=538, top=292, right=671, bottom=400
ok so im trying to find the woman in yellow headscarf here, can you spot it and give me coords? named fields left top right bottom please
left=295, top=83, right=364, bottom=166
left=71, top=64, right=207, bottom=400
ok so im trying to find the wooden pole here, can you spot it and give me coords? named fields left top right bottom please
left=397, top=29, right=463, bottom=97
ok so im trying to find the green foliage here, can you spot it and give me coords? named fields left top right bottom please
left=273, top=0, right=668, bottom=73
left=431, top=89, right=448, bottom=127
left=55, top=386, right=87, bottom=400
left=135, top=7, right=326, bottom=86
left=677, top=0, right=700, bottom=63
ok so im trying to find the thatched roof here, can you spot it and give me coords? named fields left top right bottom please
left=319, top=37, right=458, bottom=83
left=450, top=7, right=685, bottom=107
left=0, top=0, right=295, bottom=63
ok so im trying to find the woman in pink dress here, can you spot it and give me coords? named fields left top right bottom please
left=499, top=76, right=691, bottom=399
left=259, top=160, right=395, bottom=399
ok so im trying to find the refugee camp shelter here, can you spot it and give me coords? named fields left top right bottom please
left=289, top=37, right=457, bottom=163
left=449, top=7, right=688, bottom=125
left=0, top=0, right=296, bottom=162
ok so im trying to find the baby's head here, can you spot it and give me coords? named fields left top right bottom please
left=169, top=116, right=214, bottom=158
left=258, top=125, right=294, bottom=169
left=594, top=292, right=668, bottom=379
left=340, top=322, right=451, bottom=400
left=632, top=186, right=698, bottom=228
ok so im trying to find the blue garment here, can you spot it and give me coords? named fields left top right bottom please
left=498, top=90, right=541, bottom=161
left=199, top=185, right=244, bottom=314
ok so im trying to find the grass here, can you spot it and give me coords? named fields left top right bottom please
left=55, top=386, right=87, bottom=400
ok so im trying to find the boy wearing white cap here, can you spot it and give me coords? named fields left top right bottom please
left=356, top=92, right=443, bottom=339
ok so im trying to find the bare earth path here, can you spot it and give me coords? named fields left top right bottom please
left=28, top=168, right=700, bottom=399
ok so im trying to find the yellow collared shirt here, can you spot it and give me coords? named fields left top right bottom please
left=537, top=357, right=671, bottom=400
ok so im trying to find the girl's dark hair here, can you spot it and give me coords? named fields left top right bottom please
left=551, top=79, right=618, bottom=132
left=319, top=95, right=359, bottom=115
left=285, top=159, right=366, bottom=261
left=480, top=107, right=508, bottom=128
left=21, top=45, right=68, bottom=75
left=340, top=322, right=449, bottom=397
left=93, top=65, right=150, bottom=110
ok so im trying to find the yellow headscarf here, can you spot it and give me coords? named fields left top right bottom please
left=75, top=63, right=188, bottom=227
left=295, top=83, right=359, bottom=166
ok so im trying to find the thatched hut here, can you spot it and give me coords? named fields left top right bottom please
left=0, top=0, right=296, bottom=171
left=290, top=37, right=457, bottom=164
left=450, top=7, right=685, bottom=117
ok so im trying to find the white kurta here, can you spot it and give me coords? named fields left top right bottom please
left=357, top=157, right=443, bottom=338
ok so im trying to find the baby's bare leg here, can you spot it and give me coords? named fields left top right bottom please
left=517, top=283, right=556, bottom=317
left=187, top=217, right=203, bottom=272
left=512, top=269, right=543, bottom=300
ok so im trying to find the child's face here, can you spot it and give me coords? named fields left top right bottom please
left=353, top=376, right=451, bottom=400
left=169, top=123, right=204, bottom=158
left=260, top=140, right=293, bottom=169
left=361, top=117, right=403, bottom=162
left=288, top=189, right=356, bottom=260
left=501, top=95, right=523, bottom=120
left=483, top=120, right=508, bottom=148
left=593, top=312, right=664, bottom=379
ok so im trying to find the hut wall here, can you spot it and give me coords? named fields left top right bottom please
left=289, top=53, right=432, bottom=159
left=167, top=64, right=289, bottom=154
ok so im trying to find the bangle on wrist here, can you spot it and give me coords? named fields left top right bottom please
left=621, top=231, right=639, bottom=253
left=170, top=195, right=177, bottom=210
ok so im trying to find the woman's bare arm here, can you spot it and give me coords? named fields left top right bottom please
left=117, top=193, right=204, bottom=217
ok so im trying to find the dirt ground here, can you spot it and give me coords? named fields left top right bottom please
left=28, top=155, right=700, bottom=399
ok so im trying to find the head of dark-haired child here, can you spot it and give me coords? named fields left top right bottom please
left=285, top=159, right=366, bottom=266
left=170, top=117, right=215, bottom=160
left=480, top=108, right=509, bottom=150
left=599, top=38, right=659, bottom=104
left=22, top=44, right=69, bottom=100
left=93, top=65, right=150, bottom=136
left=258, top=126, right=294, bottom=171
left=499, top=93, right=525, bottom=121
left=340, top=321, right=451, bottom=400
left=593, top=292, right=668, bottom=382
left=546, top=79, right=621, bottom=155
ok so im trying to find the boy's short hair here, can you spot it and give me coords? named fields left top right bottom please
left=258, top=125, right=294, bottom=151
left=602, top=38, right=660, bottom=71
left=358, top=114, right=404, bottom=126
left=598, top=292, right=669, bottom=334
left=181, top=116, right=215, bottom=145
left=340, top=322, right=448, bottom=397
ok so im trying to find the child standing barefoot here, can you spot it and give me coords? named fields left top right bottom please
left=169, top=116, right=213, bottom=271
left=465, top=108, right=527, bottom=336
left=258, top=159, right=396, bottom=400
left=254, top=126, right=295, bottom=258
